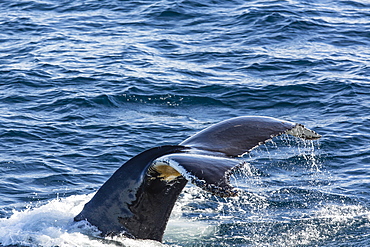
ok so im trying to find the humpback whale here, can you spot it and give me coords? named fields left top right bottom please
left=74, top=116, right=321, bottom=241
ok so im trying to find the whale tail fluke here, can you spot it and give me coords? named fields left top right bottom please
left=74, top=145, right=188, bottom=241
left=74, top=116, right=321, bottom=241
left=180, top=116, right=320, bottom=157
left=152, top=154, right=241, bottom=197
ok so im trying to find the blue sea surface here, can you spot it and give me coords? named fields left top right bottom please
left=1, top=0, right=370, bottom=246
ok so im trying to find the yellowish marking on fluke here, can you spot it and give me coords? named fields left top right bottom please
left=151, top=163, right=182, bottom=181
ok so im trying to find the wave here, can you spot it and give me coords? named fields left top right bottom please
left=1, top=0, right=370, bottom=246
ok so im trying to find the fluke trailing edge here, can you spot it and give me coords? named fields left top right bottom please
left=74, top=116, right=321, bottom=241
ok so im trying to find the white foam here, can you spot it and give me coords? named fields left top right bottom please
left=1, top=182, right=368, bottom=247
left=0, top=194, right=164, bottom=247
left=314, top=203, right=370, bottom=222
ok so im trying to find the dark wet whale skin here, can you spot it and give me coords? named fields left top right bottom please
left=74, top=116, right=320, bottom=241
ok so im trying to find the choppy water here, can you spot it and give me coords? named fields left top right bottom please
left=1, top=0, right=370, bottom=246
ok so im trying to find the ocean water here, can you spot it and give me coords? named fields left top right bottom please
left=1, top=0, right=370, bottom=246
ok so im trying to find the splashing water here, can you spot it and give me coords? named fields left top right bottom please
left=0, top=138, right=369, bottom=246
left=0, top=194, right=163, bottom=247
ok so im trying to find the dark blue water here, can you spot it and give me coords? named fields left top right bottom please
left=1, top=0, right=370, bottom=246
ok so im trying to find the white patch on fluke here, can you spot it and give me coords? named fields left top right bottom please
left=286, top=124, right=321, bottom=140
left=153, top=158, right=197, bottom=182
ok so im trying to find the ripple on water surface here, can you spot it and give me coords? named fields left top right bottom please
left=1, top=0, right=370, bottom=246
